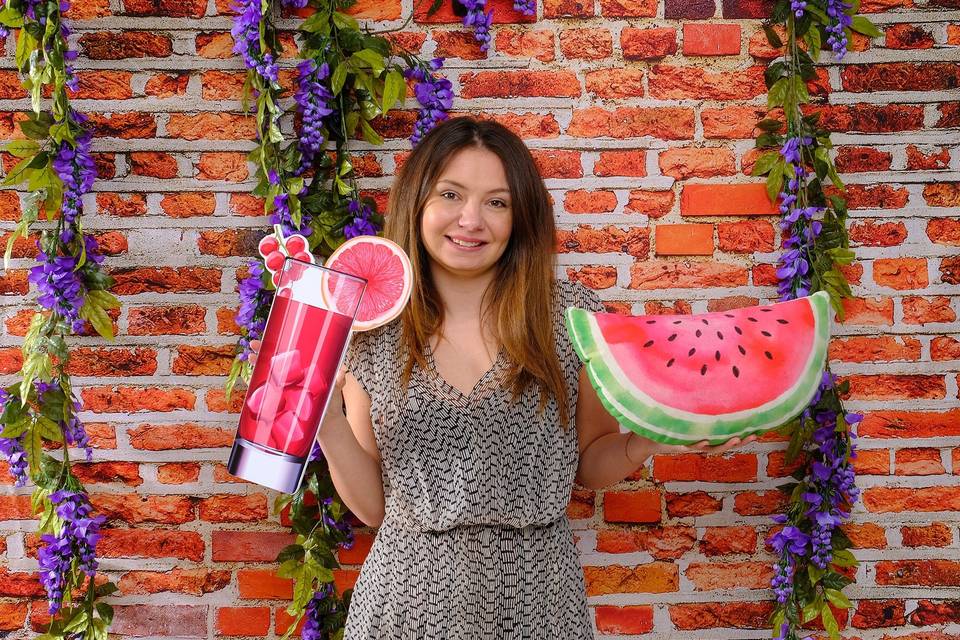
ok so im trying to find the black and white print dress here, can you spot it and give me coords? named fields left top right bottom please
left=342, top=279, right=605, bottom=640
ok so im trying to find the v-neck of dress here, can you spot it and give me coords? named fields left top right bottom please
left=423, top=339, right=507, bottom=403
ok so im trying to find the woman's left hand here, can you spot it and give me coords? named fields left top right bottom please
left=647, top=434, right=758, bottom=457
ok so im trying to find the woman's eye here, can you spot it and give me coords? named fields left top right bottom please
left=441, top=191, right=458, bottom=200
left=490, top=199, right=508, bottom=208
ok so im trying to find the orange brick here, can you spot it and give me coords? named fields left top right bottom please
left=683, top=23, right=741, bottom=55
left=216, top=607, right=271, bottom=636
left=680, top=184, right=777, bottom=216
left=604, top=490, right=662, bottom=523
left=655, top=223, right=713, bottom=256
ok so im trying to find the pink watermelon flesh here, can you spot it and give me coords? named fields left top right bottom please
left=565, top=291, right=831, bottom=444
left=595, top=304, right=815, bottom=415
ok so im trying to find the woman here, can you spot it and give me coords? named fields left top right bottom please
left=259, top=117, right=754, bottom=638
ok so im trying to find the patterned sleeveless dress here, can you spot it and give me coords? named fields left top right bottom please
left=342, top=279, right=604, bottom=640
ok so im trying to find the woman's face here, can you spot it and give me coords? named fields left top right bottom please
left=420, top=146, right=513, bottom=281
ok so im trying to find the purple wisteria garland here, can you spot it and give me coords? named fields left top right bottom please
left=752, top=1, right=880, bottom=638
left=0, top=0, right=120, bottom=637
left=226, top=1, right=453, bottom=636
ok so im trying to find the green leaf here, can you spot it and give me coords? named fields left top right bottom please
left=820, top=602, right=840, bottom=640
left=344, top=111, right=360, bottom=138
left=35, top=416, right=63, bottom=442
left=767, top=77, right=789, bottom=109
left=762, top=24, right=783, bottom=49
left=850, top=15, right=882, bottom=38
left=824, top=588, right=851, bottom=610
left=804, top=26, right=822, bottom=62
left=331, top=62, right=349, bottom=95
left=801, top=598, right=821, bottom=624
left=766, top=167, right=784, bottom=203
left=0, top=418, right=30, bottom=439
left=352, top=48, right=386, bottom=75
left=751, top=152, right=780, bottom=177
left=381, top=69, right=405, bottom=115
left=359, top=119, right=383, bottom=145
left=332, top=11, right=359, bottom=31
left=830, top=548, right=858, bottom=568
left=426, top=0, right=444, bottom=15
left=807, top=563, right=825, bottom=584
left=78, top=298, right=115, bottom=341
left=5, top=139, right=39, bottom=158
left=0, top=6, right=24, bottom=27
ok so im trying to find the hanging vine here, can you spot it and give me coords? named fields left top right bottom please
left=0, top=0, right=120, bottom=638
left=226, top=0, right=452, bottom=635
left=751, top=1, right=880, bottom=638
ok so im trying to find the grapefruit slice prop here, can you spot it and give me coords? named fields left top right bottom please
left=323, top=236, right=413, bottom=332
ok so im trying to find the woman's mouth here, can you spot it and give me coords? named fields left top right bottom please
left=446, top=235, right=487, bottom=250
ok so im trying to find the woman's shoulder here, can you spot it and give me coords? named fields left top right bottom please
left=553, top=277, right=604, bottom=314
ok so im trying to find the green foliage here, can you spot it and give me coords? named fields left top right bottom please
left=759, top=4, right=876, bottom=640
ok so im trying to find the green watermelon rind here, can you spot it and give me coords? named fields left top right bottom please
left=565, top=291, right=832, bottom=445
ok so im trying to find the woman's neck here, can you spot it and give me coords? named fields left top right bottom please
left=430, top=266, right=496, bottom=324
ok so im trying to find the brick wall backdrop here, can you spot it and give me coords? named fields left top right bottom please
left=1, top=0, right=958, bottom=637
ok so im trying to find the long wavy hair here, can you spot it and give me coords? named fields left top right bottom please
left=383, top=116, right=568, bottom=425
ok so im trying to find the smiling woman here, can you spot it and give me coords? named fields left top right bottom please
left=323, top=116, right=753, bottom=639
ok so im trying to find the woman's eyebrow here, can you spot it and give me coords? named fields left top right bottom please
left=436, top=179, right=510, bottom=196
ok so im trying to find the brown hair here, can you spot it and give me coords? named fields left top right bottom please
left=384, top=116, right=569, bottom=425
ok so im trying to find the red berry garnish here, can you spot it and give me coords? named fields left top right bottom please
left=284, top=235, right=307, bottom=255
left=271, top=270, right=282, bottom=287
left=265, top=251, right=285, bottom=272
left=258, top=236, right=280, bottom=257
left=292, top=250, right=313, bottom=263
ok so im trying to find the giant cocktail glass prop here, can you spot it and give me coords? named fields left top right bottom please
left=228, top=257, right=366, bottom=493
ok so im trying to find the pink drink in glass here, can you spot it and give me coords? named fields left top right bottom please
left=228, top=258, right=365, bottom=493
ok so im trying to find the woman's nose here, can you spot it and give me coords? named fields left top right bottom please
left=458, top=200, right=483, bottom=228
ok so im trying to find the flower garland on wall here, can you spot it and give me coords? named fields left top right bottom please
left=753, top=1, right=880, bottom=638
left=0, top=0, right=121, bottom=638
left=226, top=0, right=451, bottom=635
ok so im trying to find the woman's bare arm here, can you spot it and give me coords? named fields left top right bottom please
left=318, top=372, right=386, bottom=527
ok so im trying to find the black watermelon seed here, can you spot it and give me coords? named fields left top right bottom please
left=747, top=317, right=758, bottom=322
left=666, top=358, right=675, bottom=367
left=777, top=319, right=789, bottom=324
left=738, top=345, right=747, bottom=355
left=695, top=329, right=702, bottom=338
left=715, top=350, right=721, bottom=361
left=688, top=348, right=696, bottom=357
left=724, top=314, right=735, bottom=318
left=734, top=326, right=743, bottom=335
left=702, top=319, right=709, bottom=325
left=717, top=331, right=724, bottom=340
left=732, top=366, right=740, bottom=377
left=764, top=350, right=773, bottom=359
left=668, top=333, right=678, bottom=341
left=761, top=330, right=772, bottom=337
left=761, top=308, right=772, bottom=313
left=673, top=320, right=682, bottom=325
left=701, top=364, right=708, bottom=375
left=646, top=320, right=657, bottom=324
left=643, top=340, right=654, bottom=348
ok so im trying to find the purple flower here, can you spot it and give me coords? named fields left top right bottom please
left=513, top=0, right=535, bottom=15
left=38, top=491, right=105, bottom=614
left=295, top=59, right=334, bottom=169
left=52, top=123, right=96, bottom=238
left=826, top=0, right=853, bottom=59
left=236, top=260, right=271, bottom=361
left=230, top=0, right=278, bottom=84
left=301, top=583, right=336, bottom=640
left=0, top=387, right=27, bottom=486
left=769, top=526, right=809, bottom=556
left=343, top=199, right=379, bottom=239
left=790, top=0, right=807, bottom=17
left=405, top=58, right=453, bottom=146
left=28, top=249, right=86, bottom=333
left=461, top=0, right=494, bottom=51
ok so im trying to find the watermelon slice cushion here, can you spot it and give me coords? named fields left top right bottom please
left=565, top=291, right=831, bottom=445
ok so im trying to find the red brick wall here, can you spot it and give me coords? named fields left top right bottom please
left=1, top=0, right=958, bottom=636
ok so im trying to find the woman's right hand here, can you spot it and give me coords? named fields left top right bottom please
left=248, top=339, right=261, bottom=366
